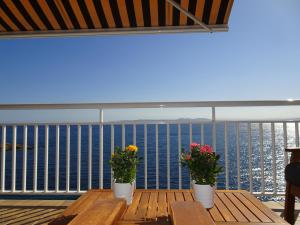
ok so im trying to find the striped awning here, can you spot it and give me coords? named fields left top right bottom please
left=0, top=0, right=234, bottom=38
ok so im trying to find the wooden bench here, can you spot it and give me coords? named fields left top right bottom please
left=68, top=199, right=126, bottom=225
left=49, top=190, right=126, bottom=225
left=170, top=201, right=216, bottom=225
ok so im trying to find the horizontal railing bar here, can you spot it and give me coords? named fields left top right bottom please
left=0, top=121, right=212, bottom=126
left=216, top=120, right=300, bottom=123
left=0, top=190, right=286, bottom=196
left=252, top=192, right=285, bottom=196
left=0, top=190, right=87, bottom=195
left=1, top=120, right=300, bottom=126
left=0, top=100, right=300, bottom=110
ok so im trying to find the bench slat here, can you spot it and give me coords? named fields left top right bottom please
left=171, top=201, right=215, bottom=225
left=68, top=199, right=126, bottom=225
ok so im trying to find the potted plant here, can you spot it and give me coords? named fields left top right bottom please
left=181, top=143, right=222, bottom=208
left=110, top=145, right=140, bottom=205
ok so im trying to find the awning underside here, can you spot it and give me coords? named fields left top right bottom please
left=0, top=0, right=234, bottom=38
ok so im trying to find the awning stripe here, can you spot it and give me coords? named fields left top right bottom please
left=46, top=0, right=67, bottom=29
left=166, top=1, right=173, bottom=26
left=92, top=0, right=108, bottom=28
left=216, top=0, right=229, bottom=24
left=117, top=0, right=130, bottom=28
left=224, top=0, right=233, bottom=24
left=77, top=1, right=95, bottom=29
left=141, top=0, right=151, bottom=27
left=0, top=22, right=5, bottom=31
left=125, top=0, right=137, bottom=27
left=20, top=0, right=47, bottom=30
left=149, top=0, right=158, bottom=27
left=53, top=0, right=74, bottom=29
left=195, top=0, right=205, bottom=25
left=84, top=0, right=101, bottom=28
left=172, top=0, right=180, bottom=26
left=179, top=0, right=189, bottom=26
left=4, top=0, right=33, bottom=30
left=209, top=0, right=222, bottom=25
left=203, top=0, right=213, bottom=25
left=133, top=0, right=143, bottom=27
left=109, top=0, right=122, bottom=28
left=158, top=0, right=165, bottom=26
left=35, top=0, right=59, bottom=30
left=60, top=0, right=79, bottom=29
left=100, top=0, right=116, bottom=28
left=0, top=0, right=234, bottom=37
left=13, top=0, right=39, bottom=30
left=0, top=6, right=18, bottom=31
left=187, top=0, right=197, bottom=25
left=0, top=1, right=25, bottom=31
left=69, top=0, right=89, bottom=29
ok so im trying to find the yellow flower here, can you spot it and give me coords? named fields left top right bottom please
left=111, top=153, right=115, bottom=157
left=126, top=145, right=138, bottom=152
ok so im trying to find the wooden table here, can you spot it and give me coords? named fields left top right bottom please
left=51, top=189, right=288, bottom=225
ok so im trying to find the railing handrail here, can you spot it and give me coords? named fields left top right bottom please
left=0, top=119, right=300, bottom=126
left=0, top=99, right=300, bottom=110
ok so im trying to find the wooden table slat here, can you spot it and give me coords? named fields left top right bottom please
left=214, top=193, right=237, bottom=222
left=167, top=191, right=176, bottom=215
left=135, top=192, right=151, bottom=219
left=240, top=191, right=288, bottom=224
left=234, top=192, right=272, bottom=223
left=225, top=192, right=260, bottom=223
left=208, top=203, right=226, bottom=222
left=157, top=191, right=168, bottom=221
left=62, top=189, right=100, bottom=216
left=182, top=191, right=194, bottom=201
left=217, top=192, right=248, bottom=222
left=147, top=191, right=158, bottom=220
left=175, top=192, right=185, bottom=202
left=123, top=191, right=143, bottom=220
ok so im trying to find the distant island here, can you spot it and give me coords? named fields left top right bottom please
left=0, top=143, right=33, bottom=151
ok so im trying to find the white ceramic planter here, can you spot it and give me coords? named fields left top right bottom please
left=193, top=183, right=214, bottom=208
left=113, top=181, right=135, bottom=205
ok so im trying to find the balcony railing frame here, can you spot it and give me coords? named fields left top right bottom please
left=0, top=100, right=299, bottom=196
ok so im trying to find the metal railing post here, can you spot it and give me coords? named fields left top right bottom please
left=1, top=126, right=6, bottom=192
left=212, top=107, right=216, bottom=151
left=99, top=108, right=104, bottom=189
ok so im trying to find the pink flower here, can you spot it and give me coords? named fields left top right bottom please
left=186, top=154, right=191, bottom=160
left=190, top=142, right=200, bottom=150
left=200, top=145, right=213, bottom=153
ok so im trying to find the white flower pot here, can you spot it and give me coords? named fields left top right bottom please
left=113, top=181, right=135, bottom=205
left=192, top=183, right=214, bottom=208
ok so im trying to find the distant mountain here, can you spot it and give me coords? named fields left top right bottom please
left=107, top=118, right=211, bottom=123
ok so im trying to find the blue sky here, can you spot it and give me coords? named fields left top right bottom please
left=0, top=0, right=300, bottom=122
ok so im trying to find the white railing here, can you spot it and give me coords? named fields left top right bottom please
left=0, top=100, right=299, bottom=196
